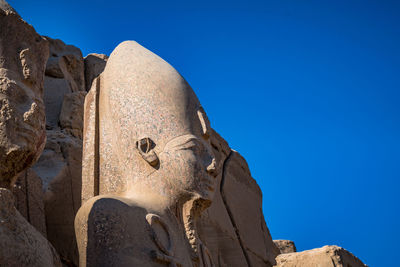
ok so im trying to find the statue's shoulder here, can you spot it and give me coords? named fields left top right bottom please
left=75, top=195, right=193, bottom=267
left=75, top=195, right=158, bottom=266
left=75, top=194, right=152, bottom=243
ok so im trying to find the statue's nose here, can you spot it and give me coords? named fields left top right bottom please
left=206, top=158, right=218, bottom=177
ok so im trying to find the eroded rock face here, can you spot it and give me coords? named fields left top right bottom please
left=43, top=37, right=85, bottom=129
left=0, top=188, right=61, bottom=267
left=197, top=130, right=280, bottom=267
left=0, top=3, right=61, bottom=266
left=12, top=169, right=47, bottom=237
left=221, top=151, right=280, bottom=266
left=59, top=91, right=86, bottom=139
left=13, top=36, right=89, bottom=265
left=32, top=130, right=82, bottom=265
left=0, top=4, right=48, bottom=188
left=274, top=245, right=367, bottom=267
left=32, top=38, right=86, bottom=265
left=274, top=240, right=297, bottom=254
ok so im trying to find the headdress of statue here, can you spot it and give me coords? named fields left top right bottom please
left=82, top=41, right=218, bottom=209
left=77, top=41, right=219, bottom=266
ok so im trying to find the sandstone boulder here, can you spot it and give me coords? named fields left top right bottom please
left=275, top=245, right=367, bottom=267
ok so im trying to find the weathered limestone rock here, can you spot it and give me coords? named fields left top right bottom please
left=0, top=3, right=48, bottom=188
left=0, top=2, right=61, bottom=266
left=274, top=245, right=367, bottom=267
left=0, top=188, right=61, bottom=266
left=13, top=36, right=86, bottom=265
left=32, top=130, right=82, bottom=265
left=59, top=91, right=87, bottom=139
left=222, top=151, right=279, bottom=266
left=197, top=130, right=249, bottom=267
left=12, top=169, right=47, bottom=237
left=197, top=130, right=280, bottom=267
left=274, top=240, right=296, bottom=254
left=84, top=53, right=108, bottom=91
left=43, top=37, right=85, bottom=129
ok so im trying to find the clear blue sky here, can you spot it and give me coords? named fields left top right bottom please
left=10, top=1, right=400, bottom=266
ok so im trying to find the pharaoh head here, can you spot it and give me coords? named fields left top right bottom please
left=82, top=41, right=218, bottom=208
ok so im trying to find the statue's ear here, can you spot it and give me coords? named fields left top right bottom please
left=197, top=107, right=211, bottom=140
left=136, top=137, right=159, bottom=167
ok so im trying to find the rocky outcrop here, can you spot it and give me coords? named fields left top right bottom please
left=32, top=130, right=82, bottom=265
left=0, top=3, right=61, bottom=266
left=43, top=37, right=85, bottom=129
left=0, top=2, right=48, bottom=188
left=10, top=35, right=91, bottom=265
left=30, top=37, right=87, bottom=265
left=274, top=240, right=297, bottom=254
left=275, top=245, right=367, bottom=267
left=12, top=169, right=47, bottom=237
left=0, top=188, right=61, bottom=266
left=59, top=91, right=86, bottom=139
left=197, top=130, right=250, bottom=267
left=198, top=130, right=280, bottom=267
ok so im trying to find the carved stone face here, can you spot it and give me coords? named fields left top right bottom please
left=154, top=133, right=218, bottom=202
left=86, top=41, right=220, bottom=206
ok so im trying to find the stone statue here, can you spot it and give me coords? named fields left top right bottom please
left=75, top=41, right=219, bottom=266
left=0, top=3, right=61, bottom=266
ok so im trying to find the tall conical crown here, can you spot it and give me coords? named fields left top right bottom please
left=82, top=41, right=211, bottom=202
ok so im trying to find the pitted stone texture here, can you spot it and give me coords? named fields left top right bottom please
left=0, top=6, right=48, bottom=188
left=0, top=188, right=61, bottom=267
left=32, top=130, right=82, bottom=265
left=59, top=91, right=86, bottom=139
left=274, top=245, right=367, bottom=267
left=43, top=37, right=85, bottom=129
left=12, top=169, right=47, bottom=237
left=84, top=53, right=108, bottom=91
left=274, top=240, right=296, bottom=254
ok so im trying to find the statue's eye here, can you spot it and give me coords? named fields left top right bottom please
left=136, top=137, right=154, bottom=153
